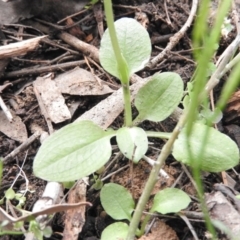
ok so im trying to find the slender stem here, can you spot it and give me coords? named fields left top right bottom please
left=122, top=83, right=132, bottom=126
left=139, top=211, right=152, bottom=236
left=103, top=0, right=126, bottom=75
left=103, top=0, right=132, bottom=126
left=126, top=113, right=188, bottom=239
left=145, top=131, right=171, bottom=139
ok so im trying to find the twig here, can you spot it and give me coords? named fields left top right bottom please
left=101, top=151, right=123, bottom=178
left=3, top=131, right=41, bottom=163
left=146, top=0, right=198, bottom=69
left=155, top=46, right=195, bottom=64
left=205, top=34, right=240, bottom=92
left=164, top=0, right=172, bottom=27
left=57, top=8, right=88, bottom=24
left=142, top=155, right=169, bottom=179
left=0, top=95, right=13, bottom=122
left=181, top=163, right=198, bottom=192
left=36, top=14, right=93, bottom=31
left=4, top=60, right=85, bottom=78
left=179, top=213, right=200, bottom=240
left=171, top=171, right=184, bottom=188
left=24, top=20, right=99, bottom=63
left=101, top=165, right=129, bottom=182
left=0, top=36, right=45, bottom=60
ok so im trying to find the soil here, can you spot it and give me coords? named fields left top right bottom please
left=0, top=0, right=240, bottom=240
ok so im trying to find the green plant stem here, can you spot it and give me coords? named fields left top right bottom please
left=186, top=124, right=217, bottom=238
left=145, top=131, right=171, bottom=139
left=188, top=0, right=232, bottom=134
left=103, top=0, right=132, bottom=126
left=103, top=0, right=124, bottom=72
left=184, top=2, right=232, bottom=238
left=216, top=60, right=240, bottom=113
left=139, top=210, right=152, bottom=236
left=122, top=83, right=133, bottom=126
left=126, top=113, right=188, bottom=240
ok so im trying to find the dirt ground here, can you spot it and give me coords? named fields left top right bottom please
left=0, top=0, right=240, bottom=239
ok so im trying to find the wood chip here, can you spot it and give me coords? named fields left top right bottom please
left=34, top=76, right=71, bottom=123
left=54, top=67, right=114, bottom=96
left=206, top=191, right=240, bottom=237
left=0, top=36, right=45, bottom=60
left=0, top=110, right=27, bottom=142
left=63, top=179, right=88, bottom=240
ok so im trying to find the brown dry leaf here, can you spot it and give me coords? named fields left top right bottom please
left=206, top=191, right=240, bottom=236
left=34, top=76, right=71, bottom=123
left=63, top=179, right=88, bottom=240
left=54, top=67, right=114, bottom=96
left=224, top=91, right=240, bottom=123
left=0, top=110, right=27, bottom=142
left=139, top=219, right=179, bottom=240
left=76, top=74, right=149, bottom=129
left=226, top=90, right=240, bottom=112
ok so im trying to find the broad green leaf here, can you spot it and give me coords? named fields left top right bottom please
left=101, top=222, right=129, bottom=240
left=116, top=127, right=148, bottom=163
left=100, top=183, right=135, bottom=221
left=99, top=18, right=151, bottom=80
left=33, top=121, right=115, bottom=182
left=134, top=72, right=183, bottom=123
left=173, top=123, right=239, bottom=172
left=151, top=188, right=191, bottom=214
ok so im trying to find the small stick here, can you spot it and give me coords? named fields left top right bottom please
left=4, top=60, right=85, bottom=78
left=164, top=0, right=172, bottom=27
left=205, top=34, right=240, bottom=92
left=0, top=95, right=13, bottom=122
left=0, top=36, right=45, bottom=60
left=3, top=131, right=41, bottom=163
left=143, top=155, right=169, bottom=179
left=179, top=213, right=200, bottom=240
left=146, top=0, right=198, bottom=69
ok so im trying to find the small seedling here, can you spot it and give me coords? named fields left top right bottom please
left=100, top=183, right=191, bottom=239
left=32, top=0, right=239, bottom=239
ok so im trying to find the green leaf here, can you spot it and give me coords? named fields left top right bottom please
left=101, top=222, right=129, bottom=240
left=151, top=188, right=191, bottom=214
left=134, top=72, right=183, bottom=123
left=5, top=188, right=15, bottom=200
left=15, top=194, right=26, bottom=208
left=99, top=18, right=151, bottom=80
left=172, top=123, right=239, bottom=172
left=62, top=181, right=75, bottom=189
left=116, top=127, right=148, bottom=163
left=92, top=179, right=103, bottom=190
left=100, top=183, right=135, bottom=221
left=29, top=221, right=43, bottom=240
left=33, top=121, right=115, bottom=182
